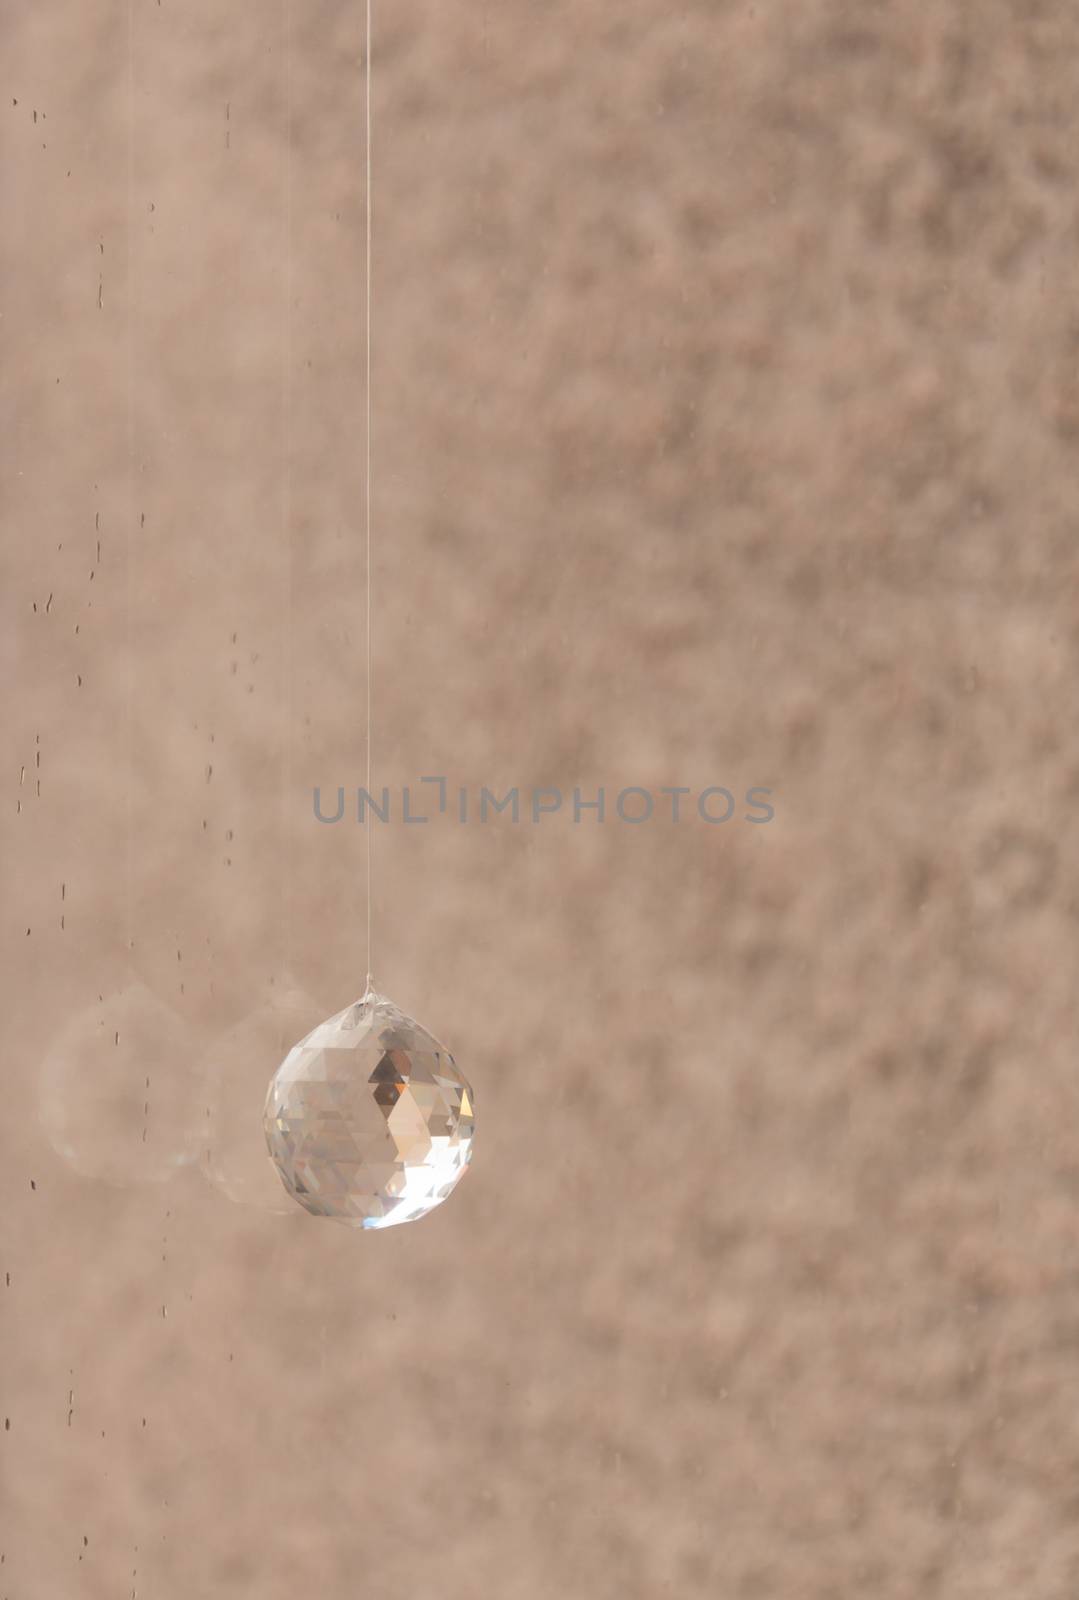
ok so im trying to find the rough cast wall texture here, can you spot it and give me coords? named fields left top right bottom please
left=5, top=2, right=1079, bottom=1596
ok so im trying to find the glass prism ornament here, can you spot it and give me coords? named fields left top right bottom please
left=263, top=987, right=474, bottom=1229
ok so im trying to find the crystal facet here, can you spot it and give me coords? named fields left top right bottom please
left=263, top=990, right=474, bottom=1229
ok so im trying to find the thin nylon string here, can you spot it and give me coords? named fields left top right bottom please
left=365, top=0, right=374, bottom=995
left=126, top=0, right=134, bottom=958
left=283, top=0, right=293, bottom=986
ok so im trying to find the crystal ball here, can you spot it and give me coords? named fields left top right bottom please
left=263, top=989, right=474, bottom=1229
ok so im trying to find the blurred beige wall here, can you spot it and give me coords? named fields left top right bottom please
left=4, top=2, right=1079, bottom=1595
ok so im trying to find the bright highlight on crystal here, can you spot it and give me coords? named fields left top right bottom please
left=263, top=989, right=474, bottom=1229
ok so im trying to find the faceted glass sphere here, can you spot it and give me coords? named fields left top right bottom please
left=263, top=989, right=474, bottom=1229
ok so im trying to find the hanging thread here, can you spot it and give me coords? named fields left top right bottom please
left=126, top=0, right=135, bottom=958
left=365, top=0, right=374, bottom=993
left=282, top=0, right=294, bottom=986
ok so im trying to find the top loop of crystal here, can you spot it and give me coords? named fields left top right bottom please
left=263, top=989, right=474, bottom=1229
